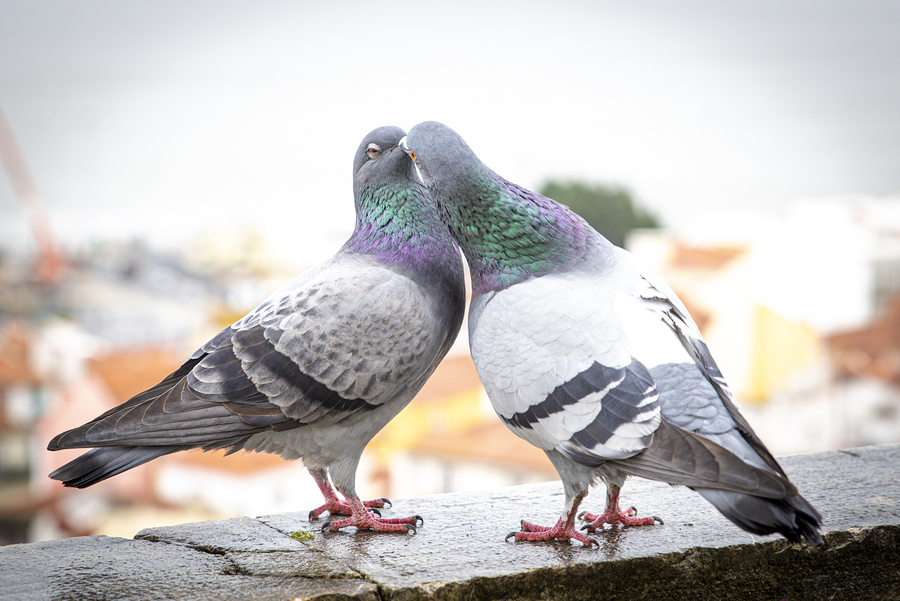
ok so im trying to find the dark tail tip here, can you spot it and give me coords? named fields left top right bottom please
left=786, top=509, right=825, bottom=546
left=49, top=446, right=182, bottom=488
left=696, top=488, right=823, bottom=545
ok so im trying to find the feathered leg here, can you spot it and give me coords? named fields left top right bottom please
left=579, top=483, right=663, bottom=530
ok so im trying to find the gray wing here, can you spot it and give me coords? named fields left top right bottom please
left=191, top=256, right=445, bottom=423
left=49, top=254, right=448, bottom=456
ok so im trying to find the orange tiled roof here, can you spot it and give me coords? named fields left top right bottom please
left=88, top=347, right=185, bottom=404
left=826, top=296, right=900, bottom=384
left=0, top=322, right=39, bottom=386
left=669, top=244, right=747, bottom=271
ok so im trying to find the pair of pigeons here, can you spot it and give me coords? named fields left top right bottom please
left=49, top=122, right=823, bottom=546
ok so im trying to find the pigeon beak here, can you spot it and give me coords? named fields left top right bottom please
left=399, top=136, right=419, bottom=164
left=399, top=137, right=426, bottom=183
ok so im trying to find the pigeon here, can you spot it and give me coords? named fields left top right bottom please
left=403, top=121, right=823, bottom=546
left=48, top=125, right=466, bottom=534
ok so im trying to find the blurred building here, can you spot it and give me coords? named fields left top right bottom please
left=627, top=234, right=820, bottom=403
left=0, top=241, right=295, bottom=544
left=0, top=322, right=48, bottom=544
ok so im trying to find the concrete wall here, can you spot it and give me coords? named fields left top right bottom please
left=2, top=444, right=899, bottom=601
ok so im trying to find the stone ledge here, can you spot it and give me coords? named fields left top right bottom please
left=2, top=444, right=899, bottom=601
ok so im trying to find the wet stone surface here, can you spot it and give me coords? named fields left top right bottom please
left=134, top=515, right=309, bottom=554
left=2, top=443, right=899, bottom=600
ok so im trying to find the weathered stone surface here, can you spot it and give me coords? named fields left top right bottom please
left=227, top=550, right=362, bottom=579
left=2, top=444, right=899, bottom=600
left=0, top=534, right=379, bottom=601
left=134, top=515, right=308, bottom=554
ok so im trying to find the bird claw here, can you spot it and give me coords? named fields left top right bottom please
left=380, top=497, right=392, bottom=508
left=503, top=520, right=600, bottom=549
left=653, top=516, right=664, bottom=525
left=310, top=506, right=379, bottom=520
left=577, top=502, right=661, bottom=529
left=321, top=511, right=419, bottom=534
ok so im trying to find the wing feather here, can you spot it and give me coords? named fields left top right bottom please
left=50, top=255, right=453, bottom=454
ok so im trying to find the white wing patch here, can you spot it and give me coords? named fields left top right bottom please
left=470, top=273, right=630, bottom=419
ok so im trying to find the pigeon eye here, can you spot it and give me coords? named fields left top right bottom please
left=366, top=144, right=382, bottom=159
left=408, top=150, right=417, bottom=162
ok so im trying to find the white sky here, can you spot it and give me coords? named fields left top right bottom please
left=1, top=0, right=899, bottom=268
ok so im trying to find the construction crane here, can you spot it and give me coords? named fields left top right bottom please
left=0, top=102, right=67, bottom=284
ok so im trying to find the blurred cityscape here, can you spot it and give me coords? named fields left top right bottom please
left=4, top=191, right=900, bottom=546
left=4, top=99, right=900, bottom=547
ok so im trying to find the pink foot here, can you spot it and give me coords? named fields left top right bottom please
left=579, top=506, right=662, bottom=530
left=578, top=484, right=663, bottom=532
left=323, top=511, right=421, bottom=534
left=308, top=497, right=390, bottom=520
left=505, top=517, right=598, bottom=547
left=320, top=494, right=420, bottom=533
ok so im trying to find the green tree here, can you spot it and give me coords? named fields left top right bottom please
left=539, top=180, right=660, bottom=248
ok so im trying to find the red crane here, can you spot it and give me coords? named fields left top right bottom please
left=0, top=102, right=67, bottom=284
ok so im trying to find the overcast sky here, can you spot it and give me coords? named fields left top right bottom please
left=2, top=0, right=899, bottom=266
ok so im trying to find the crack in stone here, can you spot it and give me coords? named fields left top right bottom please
left=252, top=517, right=374, bottom=581
left=188, top=544, right=229, bottom=556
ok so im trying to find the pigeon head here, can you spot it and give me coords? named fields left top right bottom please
left=352, top=125, right=413, bottom=194
left=405, top=121, right=597, bottom=295
left=344, top=126, right=462, bottom=276
left=403, top=121, right=492, bottom=189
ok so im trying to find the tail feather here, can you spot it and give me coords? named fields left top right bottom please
left=696, top=488, right=824, bottom=545
left=604, top=419, right=797, bottom=498
left=49, top=446, right=187, bottom=488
